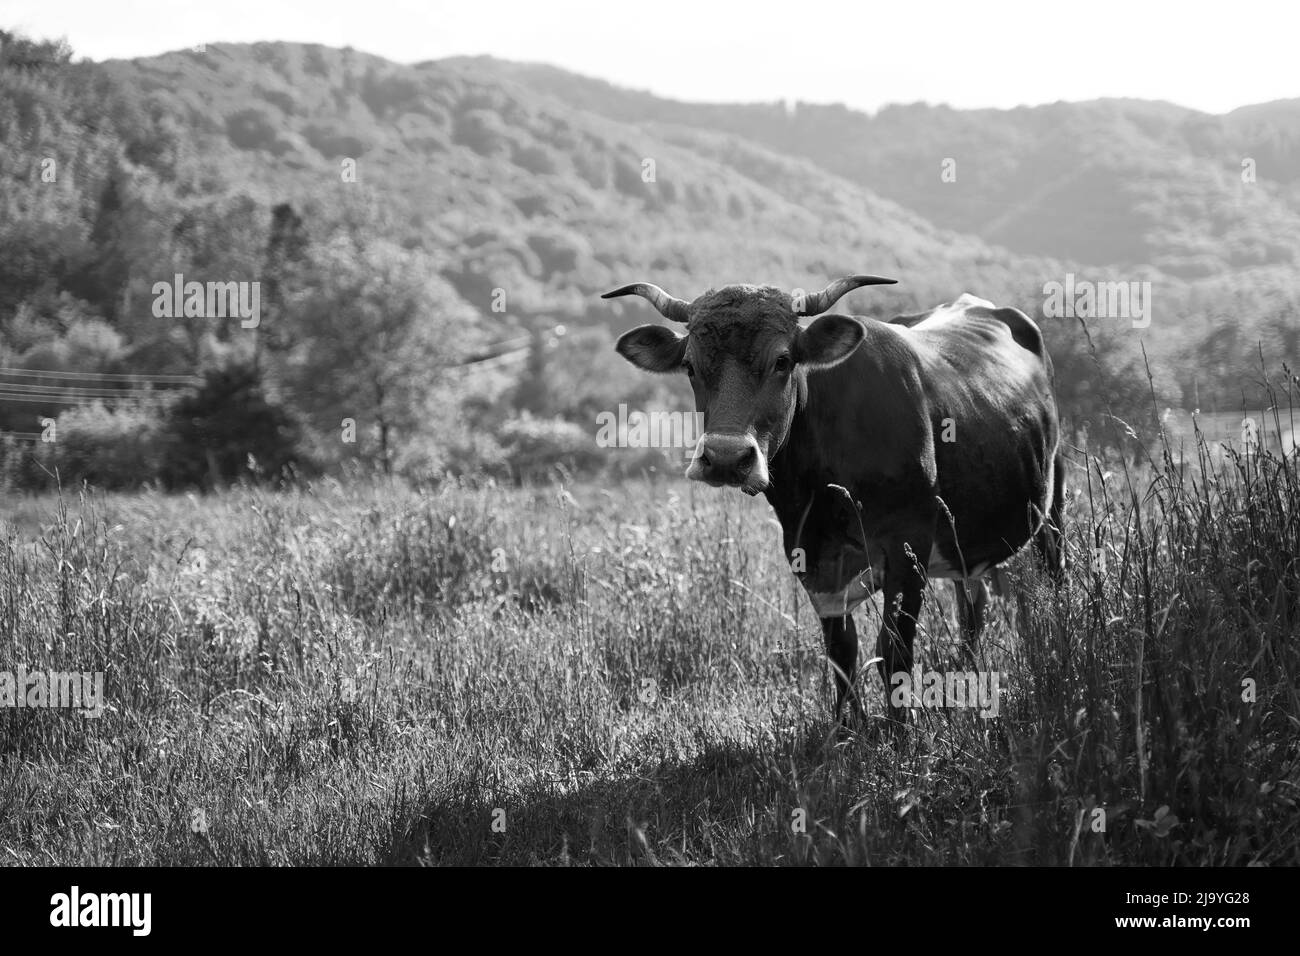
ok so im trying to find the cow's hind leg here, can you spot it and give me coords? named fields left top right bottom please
left=821, top=614, right=862, bottom=726
left=954, top=577, right=991, bottom=650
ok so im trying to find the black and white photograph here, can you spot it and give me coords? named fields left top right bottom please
left=0, top=0, right=1294, bottom=922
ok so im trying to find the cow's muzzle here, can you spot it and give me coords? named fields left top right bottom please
left=687, top=432, right=768, bottom=494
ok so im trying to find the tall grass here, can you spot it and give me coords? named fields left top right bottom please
left=0, top=422, right=1296, bottom=864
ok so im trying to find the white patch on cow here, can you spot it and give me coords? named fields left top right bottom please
left=925, top=544, right=994, bottom=580
left=804, top=562, right=886, bottom=617
left=947, top=292, right=995, bottom=312
left=806, top=577, right=875, bottom=618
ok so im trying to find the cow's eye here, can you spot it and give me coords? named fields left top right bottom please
left=774, top=354, right=794, bottom=375
left=683, top=360, right=695, bottom=378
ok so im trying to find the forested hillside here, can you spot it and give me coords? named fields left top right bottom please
left=1, top=34, right=1296, bottom=488
left=485, top=58, right=1300, bottom=276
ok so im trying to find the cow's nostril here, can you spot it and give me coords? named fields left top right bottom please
left=692, top=434, right=761, bottom=485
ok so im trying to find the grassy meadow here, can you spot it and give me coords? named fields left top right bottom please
left=0, top=433, right=1297, bottom=866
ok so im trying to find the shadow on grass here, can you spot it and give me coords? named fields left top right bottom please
left=378, top=715, right=1026, bottom=866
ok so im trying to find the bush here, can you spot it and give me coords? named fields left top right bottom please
left=497, top=413, right=602, bottom=483
left=452, top=108, right=511, bottom=157
left=526, top=230, right=588, bottom=275
left=511, top=141, right=558, bottom=175
left=226, top=107, right=285, bottom=152
left=161, top=364, right=303, bottom=489
left=360, top=69, right=424, bottom=117
left=302, top=122, right=368, bottom=157
left=30, top=402, right=165, bottom=490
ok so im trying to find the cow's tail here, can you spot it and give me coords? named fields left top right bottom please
left=1033, top=451, right=1066, bottom=581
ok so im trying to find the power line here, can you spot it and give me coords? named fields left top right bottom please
left=0, top=381, right=171, bottom=397
left=0, top=393, right=171, bottom=405
left=0, top=366, right=201, bottom=385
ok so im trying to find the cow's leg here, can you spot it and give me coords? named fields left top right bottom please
left=875, top=543, right=927, bottom=720
left=1033, top=452, right=1067, bottom=581
left=954, top=577, right=991, bottom=648
left=820, top=613, right=861, bottom=725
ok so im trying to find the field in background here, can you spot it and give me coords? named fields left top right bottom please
left=0, top=437, right=1296, bottom=865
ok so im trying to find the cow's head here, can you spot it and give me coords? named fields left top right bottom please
left=606, top=275, right=896, bottom=494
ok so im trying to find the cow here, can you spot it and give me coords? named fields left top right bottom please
left=605, top=275, right=1065, bottom=723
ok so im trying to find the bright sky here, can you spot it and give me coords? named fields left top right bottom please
left=5, top=0, right=1294, bottom=114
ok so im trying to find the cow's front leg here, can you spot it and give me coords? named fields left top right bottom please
left=876, top=543, right=927, bottom=721
left=820, top=613, right=862, bottom=726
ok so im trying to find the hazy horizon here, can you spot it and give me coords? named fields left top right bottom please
left=5, top=0, right=1295, bottom=116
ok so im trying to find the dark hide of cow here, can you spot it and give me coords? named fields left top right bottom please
left=608, top=279, right=1064, bottom=724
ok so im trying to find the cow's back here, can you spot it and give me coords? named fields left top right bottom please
left=893, top=296, right=1059, bottom=574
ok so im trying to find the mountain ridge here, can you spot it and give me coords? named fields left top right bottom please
left=1, top=38, right=1296, bottom=432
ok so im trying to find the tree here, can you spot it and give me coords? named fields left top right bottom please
left=272, top=232, right=476, bottom=474
left=511, top=329, right=552, bottom=416
left=257, top=202, right=309, bottom=364
left=162, top=362, right=302, bottom=489
left=0, top=31, right=73, bottom=72
left=62, top=175, right=129, bottom=322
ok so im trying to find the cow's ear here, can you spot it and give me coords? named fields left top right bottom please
left=616, top=324, right=688, bottom=373
left=797, top=314, right=865, bottom=370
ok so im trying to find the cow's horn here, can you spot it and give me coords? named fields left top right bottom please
left=601, top=282, right=691, bottom=323
left=797, top=275, right=897, bottom=316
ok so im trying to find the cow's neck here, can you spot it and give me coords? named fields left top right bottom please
left=763, top=346, right=866, bottom=521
